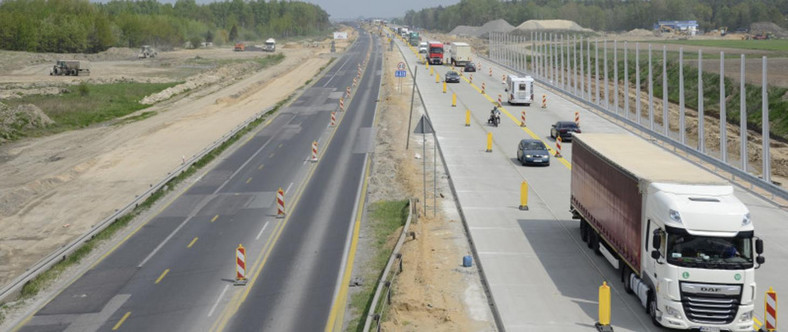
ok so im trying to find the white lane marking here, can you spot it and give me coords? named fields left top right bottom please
left=255, top=221, right=270, bottom=240
left=207, top=285, right=230, bottom=317
left=137, top=216, right=192, bottom=268
left=285, top=182, right=294, bottom=194
left=323, top=50, right=354, bottom=87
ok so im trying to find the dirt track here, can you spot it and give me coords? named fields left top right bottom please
left=0, top=34, right=353, bottom=289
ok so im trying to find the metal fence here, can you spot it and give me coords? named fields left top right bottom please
left=363, top=198, right=416, bottom=332
left=488, top=31, right=785, bottom=202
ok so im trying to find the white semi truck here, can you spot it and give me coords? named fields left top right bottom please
left=449, top=42, right=471, bottom=67
left=571, top=133, right=765, bottom=331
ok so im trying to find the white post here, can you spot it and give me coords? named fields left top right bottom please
left=624, top=42, right=629, bottom=119
left=663, top=45, right=668, bottom=136
left=762, top=56, right=770, bottom=183
left=740, top=54, right=747, bottom=172
left=720, top=51, right=727, bottom=163
left=614, top=40, right=619, bottom=114
left=699, top=49, right=705, bottom=153
left=679, top=48, right=686, bottom=144
left=604, top=40, right=609, bottom=110
left=648, top=44, right=654, bottom=131
left=636, top=43, right=641, bottom=124
left=595, top=39, right=600, bottom=105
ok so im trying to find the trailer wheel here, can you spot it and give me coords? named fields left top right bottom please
left=580, top=221, right=588, bottom=242
left=586, top=228, right=595, bottom=249
left=589, top=231, right=601, bottom=255
left=71, top=69, right=77, bottom=76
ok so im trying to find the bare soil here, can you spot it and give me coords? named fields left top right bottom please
left=0, top=29, right=355, bottom=290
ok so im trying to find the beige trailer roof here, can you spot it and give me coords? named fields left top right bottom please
left=574, top=133, right=727, bottom=185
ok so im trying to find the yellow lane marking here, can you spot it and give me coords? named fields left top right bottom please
left=155, top=269, right=170, bottom=284
left=258, top=164, right=264, bottom=170
left=268, top=153, right=275, bottom=159
left=211, top=215, right=219, bottom=223
left=277, top=143, right=283, bottom=149
left=187, top=237, right=198, bottom=248
left=325, top=157, right=372, bottom=331
left=246, top=177, right=252, bottom=184
left=112, top=312, right=131, bottom=330
left=461, top=76, right=572, bottom=170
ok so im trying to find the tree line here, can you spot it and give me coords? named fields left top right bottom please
left=401, top=0, right=788, bottom=33
left=0, top=0, right=331, bottom=53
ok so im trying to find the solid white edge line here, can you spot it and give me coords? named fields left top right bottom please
left=207, top=284, right=230, bottom=317
left=255, top=221, right=270, bottom=241
left=285, top=182, right=294, bottom=194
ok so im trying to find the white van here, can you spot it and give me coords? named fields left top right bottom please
left=505, top=75, right=535, bottom=105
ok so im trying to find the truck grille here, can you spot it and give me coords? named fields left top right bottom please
left=680, top=282, right=741, bottom=325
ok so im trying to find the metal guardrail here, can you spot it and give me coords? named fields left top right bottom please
left=479, top=53, right=788, bottom=204
left=0, top=105, right=274, bottom=304
left=362, top=198, right=415, bottom=332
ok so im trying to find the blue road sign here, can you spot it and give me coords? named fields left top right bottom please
left=395, top=70, right=407, bottom=78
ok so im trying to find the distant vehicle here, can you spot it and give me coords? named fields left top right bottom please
left=263, top=38, right=276, bottom=52
left=138, top=45, right=157, bottom=59
left=408, top=32, right=420, bottom=46
left=516, top=139, right=550, bottom=166
left=550, top=121, right=581, bottom=141
left=50, top=60, right=90, bottom=76
left=444, top=70, right=460, bottom=83
left=464, top=62, right=476, bottom=72
left=449, top=42, right=471, bottom=67
left=234, top=43, right=245, bottom=51
left=428, top=41, right=444, bottom=65
left=418, top=42, right=428, bottom=54
left=505, top=75, right=535, bottom=105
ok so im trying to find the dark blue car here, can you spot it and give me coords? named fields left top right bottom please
left=517, top=139, right=550, bottom=166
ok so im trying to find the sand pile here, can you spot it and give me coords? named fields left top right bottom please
left=750, top=22, right=788, bottom=38
left=515, top=19, right=591, bottom=32
left=0, top=103, right=54, bottom=142
left=623, top=28, right=655, bottom=37
left=449, top=25, right=480, bottom=37
left=475, top=19, right=515, bottom=38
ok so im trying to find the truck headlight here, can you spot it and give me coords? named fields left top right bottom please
left=742, top=213, right=751, bottom=226
left=740, top=310, right=753, bottom=322
left=664, top=305, right=682, bottom=319
left=669, top=209, right=682, bottom=224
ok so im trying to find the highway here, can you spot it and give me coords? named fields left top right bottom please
left=392, top=32, right=786, bottom=331
left=16, top=27, right=381, bottom=331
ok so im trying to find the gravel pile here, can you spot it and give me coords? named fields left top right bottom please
left=750, top=22, right=788, bottom=38
left=515, top=19, right=590, bottom=32
left=449, top=25, right=479, bottom=37
left=622, top=28, right=655, bottom=37
left=0, top=102, right=54, bottom=142
left=475, top=19, right=515, bottom=38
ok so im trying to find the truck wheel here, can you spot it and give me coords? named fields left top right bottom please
left=71, top=69, right=77, bottom=76
left=622, top=266, right=633, bottom=294
left=586, top=229, right=595, bottom=249
left=580, top=221, right=588, bottom=242
left=647, top=293, right=659, bottom=326
left=589, top=231, right=601, bottom=255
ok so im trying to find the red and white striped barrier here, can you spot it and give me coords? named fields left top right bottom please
left=542, top=94, right=547, bottom=109
left=330, top=112, right=336, bottom=126
left=276, top=187, right=285, bottom=218
left=469, top=74, right=473, bottom=84
left=555, top=136, right=563, bottom=158
left=502, top=74, right=506, bottom=84
left=311, top=141, right=318, bottom=162
left=521, top=111, right=526, bottom=127
left=481, top=82, right=485, bottom=94
left=489, top=68, right=492, bottom=77
left=235, top=244, right=247, bottom=285
left=353, top=77, right=357, bottom=87
left=346, top=86, right=351, bottom=98
left=766, top=287, right=777, bottom=331
left=497, top=94, right=502, bottom=107
left=339, top=97, right=345, bottom=111
left=575, top=112, right=580, bottom=126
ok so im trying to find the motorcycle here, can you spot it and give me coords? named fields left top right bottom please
left=487, top=113, right=501, bottom=127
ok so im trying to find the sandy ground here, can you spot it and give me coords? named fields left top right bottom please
left=0, top=31, right=355, bottom=290
left=355, top=33, right=495, bottom=331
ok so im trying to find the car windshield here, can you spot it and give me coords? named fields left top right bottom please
left=559, top=122, right=578, bottom=129
left=447, top=71, right=458, bottom=76
left=666, top=231, right=753, bottom=269
left=523, top=142, right=546, bottom=150
left=429, top=47, right=443, bottom=54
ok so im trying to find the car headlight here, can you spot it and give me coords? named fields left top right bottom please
left=525, top=154, right=533, bottom=158
left=740, top=310, right=753, bottom=322
left=664, top=305, right=682, bottom=319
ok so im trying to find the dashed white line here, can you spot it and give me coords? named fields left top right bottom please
left=207, top=284, right=230, bottom=317
left=255, top=221, right=270, bottom=240
left=285, top=182, right=294, bottom=194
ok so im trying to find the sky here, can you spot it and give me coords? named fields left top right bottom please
left=300, top=0, right=460, bottom=20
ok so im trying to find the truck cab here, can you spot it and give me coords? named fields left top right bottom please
left=428, top=41, right=444, bottom=65
left=638, top=183, right=763, bottom=331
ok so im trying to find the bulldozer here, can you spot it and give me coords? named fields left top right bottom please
left=138, top=45, right=157, bottom=59
left=50, top=60, right=90, bottom=76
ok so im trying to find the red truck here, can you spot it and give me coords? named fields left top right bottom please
left=427, top=41, right=443, bottom=65
left=571, top=133, right=764, bottom=331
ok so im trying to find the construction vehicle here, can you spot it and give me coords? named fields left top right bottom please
left=50, top=60, right=90, bottom=76
left=138, top=45, right=157, bottom=59
left=263, top=38, right=276, bottom=52
left=234, top=42, right=245, bottom=51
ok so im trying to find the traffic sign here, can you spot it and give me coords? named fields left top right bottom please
left=395, top=70, right=407, bottom=78
left=397, top=62, right=405, bottom=70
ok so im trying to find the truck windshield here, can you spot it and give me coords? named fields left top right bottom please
left=429, top=47, right=443, bottom=54
left=666, top=230, right=753, bottom=269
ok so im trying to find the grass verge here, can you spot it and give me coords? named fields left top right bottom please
left=346, top=199, right=410, bottom=332
left=8, top=93, right=295, bottom=309
left=654, top=39, right=788, bottom=53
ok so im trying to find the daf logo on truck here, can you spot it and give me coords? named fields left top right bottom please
left=700, top=287, right=721, bottom=293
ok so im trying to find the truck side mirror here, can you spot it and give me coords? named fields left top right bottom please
left=755, top=238, right=764, bottom=254
left=651, top=250, right=661, bottom=260
left=652, top=231, right=661, bottom=250
left=504, top=88, right=508, bottom=92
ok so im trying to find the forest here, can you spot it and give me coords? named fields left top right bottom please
left=0, top=0, right=331, bottom=53
left=401, top=0, right=788, bottom=33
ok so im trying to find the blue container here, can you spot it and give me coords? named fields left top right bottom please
left=463, top=255, right=473, bottom=267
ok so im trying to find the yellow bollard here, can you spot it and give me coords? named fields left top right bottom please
left=443, top=81, right=447, bottom=93
left=596, top=281, right=612, bottom=331
left=519, top=181, right=529, bottom=210
left=486, top=132, right=493, bottom=152
left=452, top=93, right=457, bottom=107
left=465, top=110, right=471, bottom=127
left=436, top=73, right=440, bottom=83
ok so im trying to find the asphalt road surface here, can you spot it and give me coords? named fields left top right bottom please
left=17, top=27, right=382, bottom=332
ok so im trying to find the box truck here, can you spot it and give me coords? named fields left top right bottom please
left=571, top=133, right=765, bottom=331
left=449, top=42, right=471, bottom=67
left=504, top=75, right=534, bottom=105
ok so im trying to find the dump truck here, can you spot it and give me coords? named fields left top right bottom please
left=408, top=32, right=420, bottom=46
left=263, top=38, right=276, bottom=52
left=234, top=42, right=245, bottom=51
left=571, top=133, right=765, bottom=331
left=138, top=45, right=157, bottom=58
left=50, top=60, right=90, bottom=76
